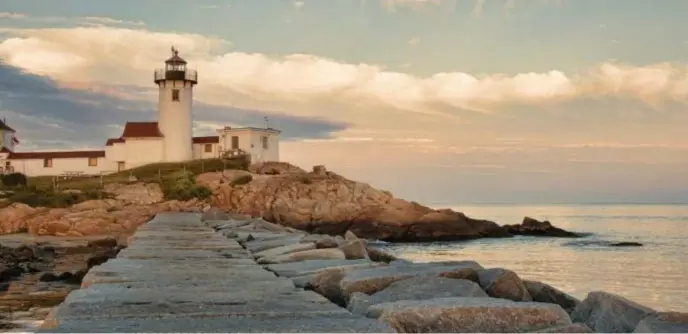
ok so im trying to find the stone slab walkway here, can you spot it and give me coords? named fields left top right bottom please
left=39, top=212, right=392, bottom=333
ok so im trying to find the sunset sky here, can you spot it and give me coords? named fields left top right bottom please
left=1, top=0, right=687, bottom=205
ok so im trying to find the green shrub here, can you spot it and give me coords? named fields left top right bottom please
left=230, top=175, right=253, bottom=186
left=161, top=170, right=213, bottom=201
left=1, top=172, right=27, bottom=187
left=7, top=187, right=111, bottom=208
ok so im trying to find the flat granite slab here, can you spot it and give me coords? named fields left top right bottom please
left=62, top=288, right=326, bottom=306
left=81, top=270, right=279, bottom=286
left=93, top=258, right=257, bottom=270
left=45, top=212, right=390, bottom=333
left=82, top=278, right=296, bottom=290
left=115, top=249, right=246, bottom=259
left=43, top=313, right=395, bottom=333
left=50, top=296, right=350, bottom=321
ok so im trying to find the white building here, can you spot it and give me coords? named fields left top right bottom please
left=0, top=48, right=281, bottom=177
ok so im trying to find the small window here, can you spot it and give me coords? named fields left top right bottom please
left=43, top=158, right=52, bottom=168
left=231, top=136, right=239, bottom=149
left=204, top=144, right=212, bottom=153
left=172, top=89, right=180, bottom=101
left=262, top=136, right=269, bottom=149
left=88, top=157, right=98, bottom=166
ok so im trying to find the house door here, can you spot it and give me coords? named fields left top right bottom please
left=117, top=162, right=125, bottom=172
left=231, top=136, right=239, bottom=149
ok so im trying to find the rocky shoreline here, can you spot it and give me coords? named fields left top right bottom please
left=202, top=209, right=687, bottom=333
left=0, top=235, right=124, bottom=331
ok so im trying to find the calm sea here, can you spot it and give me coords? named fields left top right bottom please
left=376, top=204, right=688, bottom=312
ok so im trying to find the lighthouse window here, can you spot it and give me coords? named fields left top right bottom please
left=172, top=89, right=180, bottom=101
left=204, top=144, right=212, bottom=153
left=262, top=136, right=269, bottom=149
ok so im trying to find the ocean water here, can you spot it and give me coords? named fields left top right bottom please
left=376, top=204, right=688, bottom=312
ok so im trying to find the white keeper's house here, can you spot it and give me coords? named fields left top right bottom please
left=0, top=48, right=281, bottom=177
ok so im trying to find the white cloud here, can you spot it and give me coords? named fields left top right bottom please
left=380, top=0, right=443, bottom=11
left=293, top=1, right=305, bottom=8
left=1, top=26, right=688, bottom=117
left=80, top=16, right=145, bottom=27
left=0, top=12, right=26, bottom=19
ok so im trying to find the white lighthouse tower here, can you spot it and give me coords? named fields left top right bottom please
left=154, top=46, right=198, bottom=162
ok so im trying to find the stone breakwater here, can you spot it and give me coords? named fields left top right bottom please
left=38, top=211, right=687, bottom=333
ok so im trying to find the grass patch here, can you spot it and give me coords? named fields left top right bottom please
left=161, top=170, right=213, bottom=201
left=230, top=175, right=253, bottom=186
left=26, top=157, right=249, bottom=191
left=2, top=187, right=112, bottom=208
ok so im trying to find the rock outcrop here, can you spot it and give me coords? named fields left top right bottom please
left=0, top=183, right=205, bottom=236
left=504, top=217, right=580, bottom=238
left=571, top=291, right=656, bottom=333
left=198, top=163, right=510, bottom=242
left=209, top=213, right=672, bottom=333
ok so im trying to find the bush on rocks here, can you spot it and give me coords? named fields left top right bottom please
left=1, top=172, right=27, bottom=187
left=5, top=187, right=111, bottom=208
left=162, top=170, right=212, bottom=201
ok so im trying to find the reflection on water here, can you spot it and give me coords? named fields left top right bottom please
left=378, top=204, right=688, bottom=312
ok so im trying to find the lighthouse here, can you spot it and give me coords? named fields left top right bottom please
left=154, top=46, right=198, bottom=162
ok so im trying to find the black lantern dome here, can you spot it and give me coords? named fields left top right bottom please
left=154, top=46, right=198, bottom=85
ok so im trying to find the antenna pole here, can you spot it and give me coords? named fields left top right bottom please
left=264, top=116, right=269, bottom=129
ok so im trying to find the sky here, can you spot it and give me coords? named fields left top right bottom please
left=1, top=0, right=688, bottom=205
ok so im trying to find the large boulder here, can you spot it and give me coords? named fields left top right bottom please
left=257, top=248, right=347, bottom=264
left=571, top=291, right=655, bottom=333
left=504, top=217, right=579, bottom=237
left=369, top=297, right=572, bottom=332
left=338, top=239, right=369, bottom=260
left=536, top=323, right=593, bottom=333
left=22, top=199, right=203, bottom=236
left=478, top=268, right=532, bottom=302
left=0, top=203, right=39, bottom=234
left=339, top=261, right=484, bottom=301
left=524, top=280, right=580, bottom=314
left=634, top=312, right=688, bottom=333
left=104, top=182, right=164, bottom=205
left=197, top=165, right=510, bottom=242
left=348, top=276, right=488, bottom=316
left=254, top=242, right=316, bottom=259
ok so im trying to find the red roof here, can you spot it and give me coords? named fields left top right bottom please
left=105, top=138, right=126, bottom=146
left=0, top=146, right=12, bottom=153
left=121, top=122, right=163, bottom=138
left=7, top=150, right=105, bottom=160
left=192, top=136, right=219, bottom=144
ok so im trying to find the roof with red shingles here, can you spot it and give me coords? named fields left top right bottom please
left=7, top=150, right=106, bottom=160
left=105, top=138, right=126, bottom=146
left=121, top=122, right=163, bottom=138
left=192, top=136, right=219, bottom=144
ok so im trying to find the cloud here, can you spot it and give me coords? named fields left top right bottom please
left=293, top=1, right=305, bottom=8
left=407, top=37, right=420, bottom=46
left=0, top=61, right=346, bottom=150
left=0, top=12, right=145, bottom=27
left=4, top=26, right=688, bottom=120
left=80, top=16, right=145, bottom=27
left=471, top=0, right=485, bottom=17
left=380, top=0, right=443, bottom=11
left=0, top=12, right=26, bottom=19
